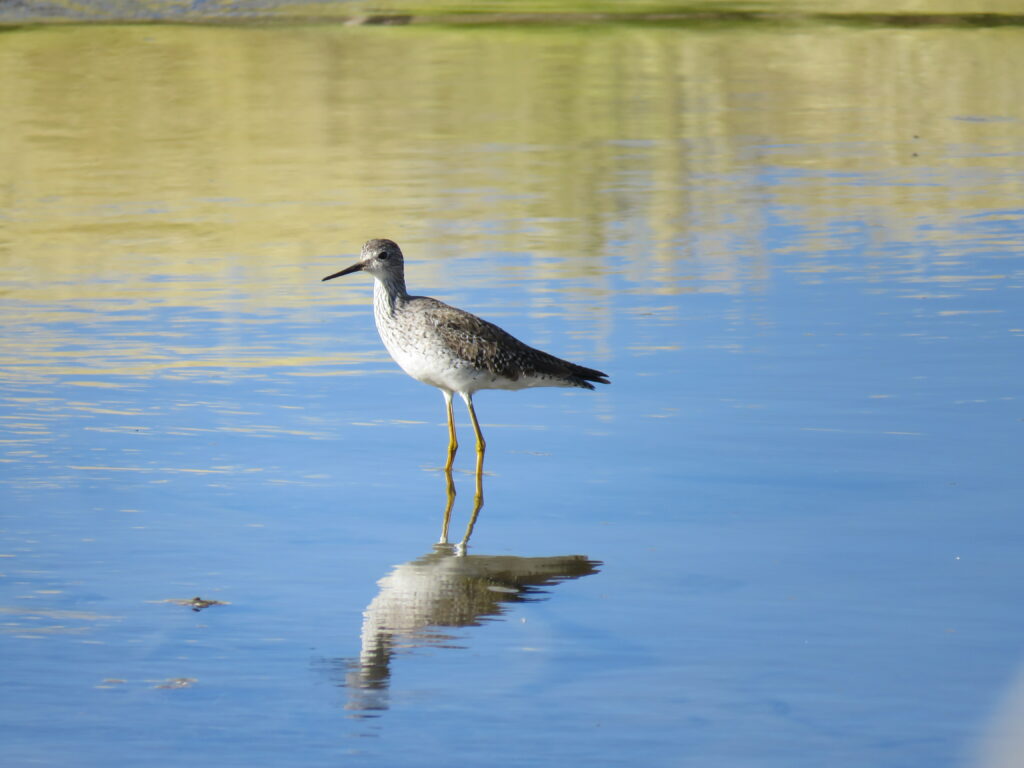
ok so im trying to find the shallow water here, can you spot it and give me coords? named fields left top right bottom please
left=2, top=17, right=1024, bottom=768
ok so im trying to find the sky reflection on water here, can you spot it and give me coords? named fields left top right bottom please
left=2, top=16, right=1024, bottom=768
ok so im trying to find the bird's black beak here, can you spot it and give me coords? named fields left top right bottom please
left=322, top=262, right=364, bottom=282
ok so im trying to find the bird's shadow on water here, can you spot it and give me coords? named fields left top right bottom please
left=320, top=469, right=602, bottom=717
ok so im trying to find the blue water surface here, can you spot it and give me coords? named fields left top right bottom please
left=2, top=20, right=1024, bottom=768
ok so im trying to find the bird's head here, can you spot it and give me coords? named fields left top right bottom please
left=322, top=239, right=404, bottom=283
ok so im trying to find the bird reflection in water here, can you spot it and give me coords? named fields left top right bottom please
left=335, top=469, right=601, bottom=715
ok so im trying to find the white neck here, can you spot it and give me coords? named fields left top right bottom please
left=373, top=274, right=407, bottom=316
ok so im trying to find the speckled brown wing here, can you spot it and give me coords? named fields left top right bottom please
left=417, top=297, right=609, bottom=389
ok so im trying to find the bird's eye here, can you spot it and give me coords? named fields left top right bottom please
left=378, top=251, right=389, bottom=260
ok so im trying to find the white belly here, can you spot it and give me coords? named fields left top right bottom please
left=379, top=327, right=527, bottom=394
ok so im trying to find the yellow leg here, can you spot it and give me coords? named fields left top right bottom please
left=462, top=392, right=486, bottom=474
left=439, top=466, right=456, bottom=544
left=443, top=391, right=458, bottom=472
left=457, top=470, right=484, bottom=555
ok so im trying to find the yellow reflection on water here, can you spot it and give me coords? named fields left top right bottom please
left=1, top=21, right=1022, bottom=377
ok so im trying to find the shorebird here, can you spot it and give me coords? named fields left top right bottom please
left=322, top=239, right=609, bottom=472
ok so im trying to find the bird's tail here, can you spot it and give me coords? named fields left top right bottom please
left=567, top=364, right=610, bottom=390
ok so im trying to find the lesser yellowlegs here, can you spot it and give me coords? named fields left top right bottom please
left=322, top=239, right=609, bottom=472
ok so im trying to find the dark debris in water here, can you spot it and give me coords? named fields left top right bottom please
left=154, top=596, right=230, bottom=612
